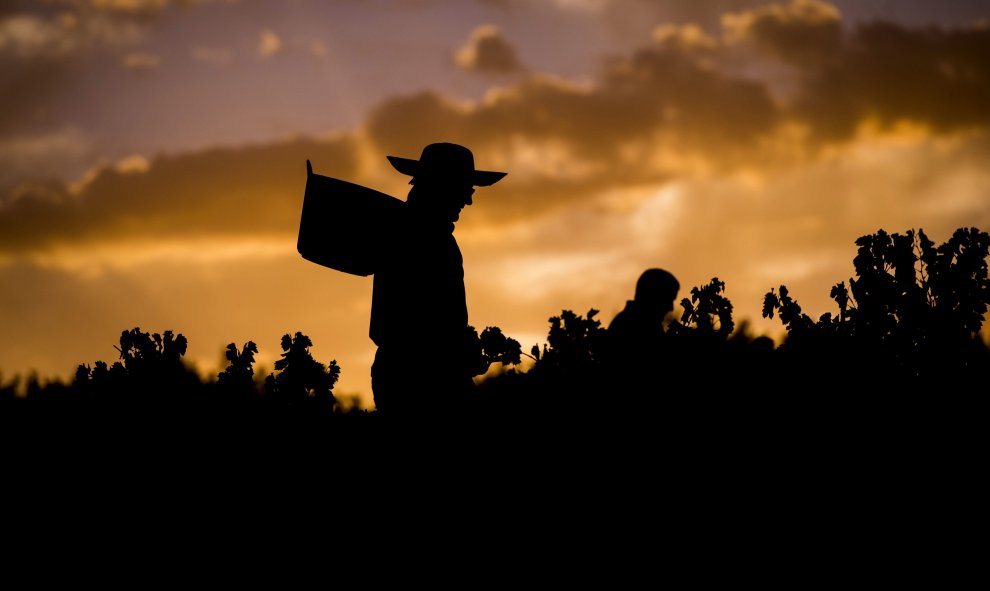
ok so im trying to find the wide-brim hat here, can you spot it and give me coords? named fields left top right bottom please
left=386, top=142, right=507, bottom=187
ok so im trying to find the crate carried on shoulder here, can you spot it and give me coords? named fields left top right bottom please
left=297, top=159, right=405, bottom=277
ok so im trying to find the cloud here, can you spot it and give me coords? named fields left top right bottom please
left=365, top=40, right=780, bottom=218
left=0, top=5, right=162, bottom=135
left=0, top=58, right=71, bottom=136
left=539, top=0, right=769, bottom=43
left=112, top=154, right=151, bottom=174
left=190, top=45, right=233, bottom=66
left=0, top=0, right=234, bottom=64
left=722, top=0, right=842, bottom=63
left=455, top=24, right=523, bottom=74
left=258, top=27, right=281, bottom=57
left=793, top=19, right=990, bottom=140
left=653, top=23, right=719, bottom=53
left=6, top=3, right=990, bottom=247
left=91, top=0, right=169, bottom=16
left=0, top=127, right=92, bottom=191
left=551, top=0, right=608, bottom=12
left=0, top=11, right=145, bottom=60
left=309, top=41, right=326, bottom=60
left=0, top=14, right=78, bottom=59
left=699, top=1, right=990, bottom=140
left=122, top=51, right=160, bottom=70
left=0, top=135, right=361, bottom=255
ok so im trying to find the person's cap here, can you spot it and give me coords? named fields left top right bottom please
left=386, top=142, right=507, bottom=187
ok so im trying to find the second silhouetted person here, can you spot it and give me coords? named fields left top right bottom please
left=605, top=268, right=681, bottom=398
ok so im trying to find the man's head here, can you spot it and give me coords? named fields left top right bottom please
left=387, top=143, right=506, bottom=223
left=635, top=268, right=680, bottom=317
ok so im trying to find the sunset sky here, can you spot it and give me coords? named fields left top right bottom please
left=2, top=0, right=989, bottom=408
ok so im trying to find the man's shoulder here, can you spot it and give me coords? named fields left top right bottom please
left=607, top=302, right=636, bottom=330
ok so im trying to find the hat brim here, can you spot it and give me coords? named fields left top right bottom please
left=386, top=155, right=507, bottom=187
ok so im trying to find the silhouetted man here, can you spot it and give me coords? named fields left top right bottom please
left=605, top=268, right=680, bottom=398
left=370, top=142, right=506, bottom=417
